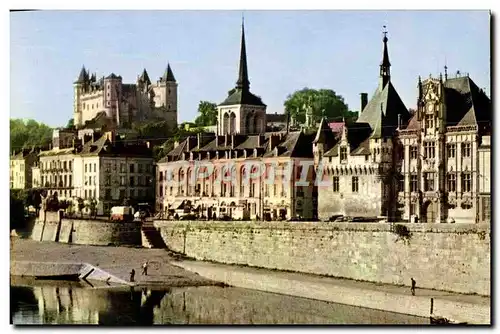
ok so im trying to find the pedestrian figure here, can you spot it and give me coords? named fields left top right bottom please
left=411, top=277, right=416, bottom=296
left=142, top=261, right=149, bottom=276
left=130, top=269, right=135, bottom=282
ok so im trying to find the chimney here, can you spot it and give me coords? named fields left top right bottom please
left=258, top=134, right=265, bottom=147
left=397, top=114, right=401, bottom=130
left=197, top=132, right=202, bottom=149
left=360, top=93, right=368, bottom=112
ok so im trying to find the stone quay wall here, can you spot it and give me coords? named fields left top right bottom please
left=31, top=211, right=141, bottom=246
left=153, top=220, right=490, bottom=296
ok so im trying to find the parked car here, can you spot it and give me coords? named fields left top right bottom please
left=328, top=215, right=344, bottom=222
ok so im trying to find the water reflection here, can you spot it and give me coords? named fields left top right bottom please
left=11, top=280, right=428, bottom=325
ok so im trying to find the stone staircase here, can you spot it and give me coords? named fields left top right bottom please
left=141, top=220, right=167, bottom=249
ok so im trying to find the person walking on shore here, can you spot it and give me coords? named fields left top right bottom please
left=411, top=277, right=416, bottom=296
left=142, top=261, right=149, bottom=276
left=130, top=269, right=135, bottom=282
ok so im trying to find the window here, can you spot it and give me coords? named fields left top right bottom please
left=333, top=176, right=339, bottom=192
left=482, top=197, right=491, bottom=221
left=352, top=176, right=359, bottom=192
left=69, top=161, right=72, bottom=171
left=410, top=146, right=418, bottom=159
left=424, top=142, right=435, bottom=159
left=146, top=164, right=151, bottom=173
left=447, top=144, right=456, bottom=159
left=424, top=172, right=435, bottom=191
left=425, top=115, right=434, bottom=128
left=138, top=164, right=143, bottom=173
left=159, top=172, right=163, bottom=182
left=69, top=175, right=72, bottom=187
left=85, top=164, right=87, bottom=173
left=129, top=176, right=135, bottom=186
left=129, top=164, right=135, bottom=173
left=447, top=173, right=456, bottom=192
left=63, top=161, right=67, bottom=170
left=119, top=189, right=125, bottom=199
left=462, top=143, right=471, bottom=158
left=84, top=189, right=88, bottom=198
left=105, top=175, right=111, bottom=186
left=94, top=163, right=97, bottom=173
left=365, top=155, right=369, bottom=161
left=340, top=147, right=348, bottom=161
left=274, top=184, right=277, bottom=196
left=250, top=183, right=256, bottom=197
left=120, top=176, right=126, bottom=186
left=410, top=174, right=418, bottom=192
left=120, top=163, right=126, bottom=173
left=398, top=174, right=405, bottom=192
left=105, top=189, right=111, bottom=200
left=461, top=173, right=471, bottom=192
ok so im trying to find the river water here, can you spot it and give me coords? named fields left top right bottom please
left=11, top=279, right=429, bottom=325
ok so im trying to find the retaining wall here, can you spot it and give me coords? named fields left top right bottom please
left=154, top=221, right=490, bottom=296
left=31, top=211, right=141, bottom=246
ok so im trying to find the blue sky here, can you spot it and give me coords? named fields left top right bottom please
left=10, top=10, right=490, bottom=127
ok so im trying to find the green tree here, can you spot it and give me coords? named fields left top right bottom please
left=77, top=197, right=85, bottom=217
left=66, top=118, right=74, bottom=129
left=283, top=88, right=357, bottom=125
left=10, top=118, right=53, bottom=153
left=194, top=101, right=218, bottom=126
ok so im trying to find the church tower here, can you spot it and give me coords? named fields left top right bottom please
left=217, top=18, right=266, bottom=135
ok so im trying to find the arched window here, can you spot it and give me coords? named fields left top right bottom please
left=229, top=112, right=236, bottom=134
left=223, top=113, right=230, bottom=134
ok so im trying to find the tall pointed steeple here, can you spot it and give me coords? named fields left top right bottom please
left=235, top=16, right=250, bottom=91
left=163, top=63, right=176, bottom=82
left=379, top=26, right=391, bottom=89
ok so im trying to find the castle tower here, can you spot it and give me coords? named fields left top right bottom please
left=150, top=63, right=178, bottom=126
left=103, top=73, right=122, bottom=125
left=217, top=18, right=267, bottom=135
left=73, top=65, right=89, bottom=128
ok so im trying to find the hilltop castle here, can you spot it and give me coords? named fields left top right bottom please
left=73, top=65, right=178, bottom=130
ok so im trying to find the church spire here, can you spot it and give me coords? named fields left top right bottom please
left=379, top=26, right=391, bottom=89
left=235, top=16, right=250, bottom=91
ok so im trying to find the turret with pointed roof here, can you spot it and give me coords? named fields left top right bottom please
left=74, top=65, right=89, bottom=84
left=162, top=64, right=176, bottom=82
left=139, top=68, right=151, bottom=86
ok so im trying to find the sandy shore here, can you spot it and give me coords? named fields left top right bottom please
left=10, top=238, right=218, bottom=287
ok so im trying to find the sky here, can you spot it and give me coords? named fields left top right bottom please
left=10, top=10, right=491, bottom=127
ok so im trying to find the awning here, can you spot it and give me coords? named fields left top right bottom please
left=169, top=201, right=184, bottom=210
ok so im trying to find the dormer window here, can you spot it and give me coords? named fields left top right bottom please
left=340, top=147, right=348, bottom=162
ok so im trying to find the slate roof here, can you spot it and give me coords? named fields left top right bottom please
left=106, top=73, right=122, bottom=80
left=401, top=76, right=491, bottom=132
left=356, top=81, right=410, bottom=138
left=219, top=89, right=266, bottom=106
left=78, top=134, right=152, bottom=158
left=324, top=122, right=372, bottom=157
left=138, top=69, right=151, bottom=85
left=313, top=118, right=337, bottom=152
left=163, top=64, right=176, bottom=82
left=443, top=76, right=491, bottom=127
left=162, top=131, right=314, bottom=162
left=219, top=20, right=266, bottom=107
left=74, top=66, right=88, bottom=84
